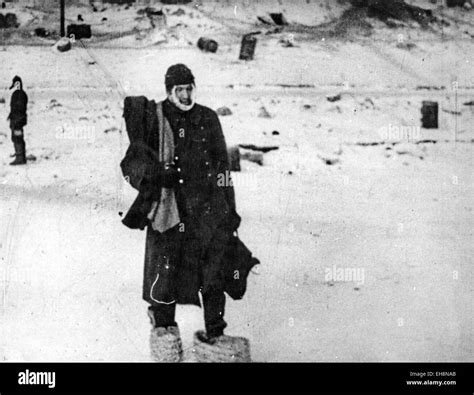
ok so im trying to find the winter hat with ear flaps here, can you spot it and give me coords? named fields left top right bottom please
left=10, top=75, right=22, bottom=90
left=165, top=64, right=195, bottom=91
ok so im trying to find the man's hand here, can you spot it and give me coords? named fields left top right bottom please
left=148, top=162, right=180, bottom=189
left=160, top=163, right=180, bottom=188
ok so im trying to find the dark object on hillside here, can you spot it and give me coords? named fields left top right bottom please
left=238, top=144, right=279, bottom=153
left=327, top=94, right=342, bottom=102
left=171, top=8, right=186, bottom=16
left=0, top=97, right=5, bottom=103
left=463, top=101, right=474, bottom=106
left=397, top=41, right=416, bottom=50
left=257, top=15, right=273, bottom=25
left=351, top=0, right=434, bottom=27
left=104, top=127, right=120, bottom=134
left=34, top=27, right=51, bottom=37
left=421, top=101, right=438, bottom=129
left=1, top=2, right=5, bottom=9
left=146, top=7, right=164, bottom=16
left=197, top=37, right=218, bottom=53
left=5, top=13, right=18, bottom=28
left=227, top=146, right=241, bottom=172
left=279, top=36, right=295, bottom=47
left=319, top=154, right=340, bottom=166
left=272, top=130, right=280, bottom=135
left=416, top=85, right=445, bottom=91
left=258, top=106, right=272, bottom=118
left=160, top=0, right=191, bottom=4
left=269, top=13, right=288, bottom=25
left=78, top=14, right=84, bottom=22
left=145, top=7, right=166, bottom=28
left=102, top=17, right=108, bottom=21
left=446, top=0, right=465, bottom=6
left=67, top=24, right=92, bottom=39
left=55, top=37, right=71, bottom=52
left=442, top=108, right=462, bottom=116
left=216, top=106, right=232, bottom=116
left=239, top=34, right=257, bottom=61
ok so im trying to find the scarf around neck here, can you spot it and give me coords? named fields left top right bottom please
left=167, top=84, right=196, bottom=112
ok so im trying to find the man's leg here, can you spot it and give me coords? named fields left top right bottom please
left=148, top=301, right=182, bottom=362
left=144, top=226, right=183, bottom=362
left=199, top=221, right=230, bottom=342
left=194, top=289, right=252, bottom=362
left=202, top=289, right=227, bottom=339
left=18, top=134, right=26, bottom=159
left=10, top=128, right=26, bottom=165
left=148, top=303, right=177, bottom=328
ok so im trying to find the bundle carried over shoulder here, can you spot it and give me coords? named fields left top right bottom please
left=121, top=96, right=164, bottom=230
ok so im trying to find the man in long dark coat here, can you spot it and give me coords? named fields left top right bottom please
left=7, top=75, right=28, bottom=165
left=142, top=64, right=241, bottom=361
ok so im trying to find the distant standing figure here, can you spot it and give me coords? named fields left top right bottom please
left=8, top=76, right=28, bottom=166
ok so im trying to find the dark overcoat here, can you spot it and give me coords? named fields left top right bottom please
left=8, top=89, right=28, bottom=131
left=122, top=97, right=241, bottom=307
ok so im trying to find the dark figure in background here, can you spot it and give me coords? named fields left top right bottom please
left=8, top=76, right=28, bottom=166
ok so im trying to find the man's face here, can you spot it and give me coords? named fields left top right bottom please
left=174, top=84, right=194, bottom=106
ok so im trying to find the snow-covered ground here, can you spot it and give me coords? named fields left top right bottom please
left=0, top=0, right=473, bottom=362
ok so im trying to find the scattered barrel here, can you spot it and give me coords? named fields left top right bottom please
left=239, top=34, right=257, bottom=61
left=55, top=37, right=72, bottom=52
left=269, top=13, right=288, bottom=25
left=197, top=37, right=218, bottom=53
left=5, top=13, right=18, bottom=28
left=421, top=101, right=438, bottom=129
left=67, top=24, right=92, bottom=40
left=34, top=27, right=50, bottom=37
left=146, top=8, right=166, bottom=29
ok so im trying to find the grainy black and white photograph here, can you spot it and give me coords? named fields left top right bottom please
left=0, top=0, right=473, bottom=370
